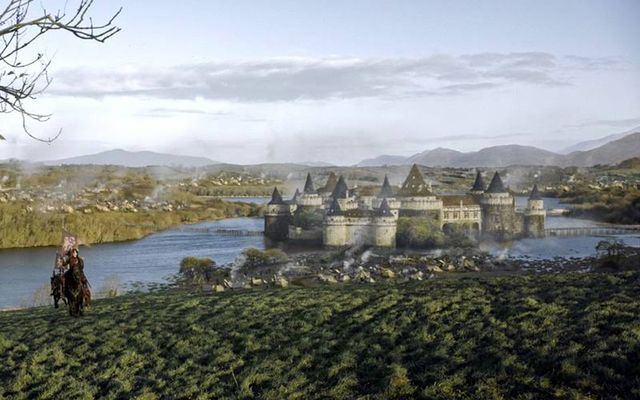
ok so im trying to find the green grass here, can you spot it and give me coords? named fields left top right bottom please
left=1, top=272, right=639, bottom=399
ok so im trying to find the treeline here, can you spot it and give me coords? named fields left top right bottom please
left=0, top=201, right=260, bottom=249
left=561, top=187, right=640, bottom=224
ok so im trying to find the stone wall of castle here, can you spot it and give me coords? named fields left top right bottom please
left=324, top=216, right=396, bottom=247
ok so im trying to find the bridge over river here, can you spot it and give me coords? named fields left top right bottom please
left=545, top=225, right=640, bottom=237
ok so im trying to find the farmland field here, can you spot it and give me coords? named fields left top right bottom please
left=1, top=272, right=639, bottom=399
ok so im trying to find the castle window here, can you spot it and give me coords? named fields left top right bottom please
left=453, top=212, right=459, bottom=219
left=464, top=212, right=469, bottom=219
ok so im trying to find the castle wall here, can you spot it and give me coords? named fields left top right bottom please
left=442, top=205, right=482, bottom=231
left=324, top=217, right=347, bottom=246
left=524, top=199, right=546, bottom=238
left=297, top=193, right=323, bottom=208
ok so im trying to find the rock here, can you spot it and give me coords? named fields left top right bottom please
left=447, top=264, right=456, bottom=271
left=317, top=274, right=338, bottom=284
left=222, top=279, right=232, bottom=288
left=429, top=265, right=444, bottom=273
left=274, top=276, right=289, bottom=288
left=380, top=268, right=396, bottom=279
left=339, top=275, right=351, bottom=283
left=355, top=270, right=372, bottom=282
left=251, top=277, right=265, bottom=286
left=214, top=285, right=225, bottom=292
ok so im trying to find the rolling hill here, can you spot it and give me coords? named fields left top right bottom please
left=45, top=149, right=218, bottom=168
left=357, top=131, right=640, bottom=168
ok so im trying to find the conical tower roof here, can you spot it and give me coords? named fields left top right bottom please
left=378, top=175, right=394, bottom=197
left=529, top=184, right=542, bottom=200
left=486, top=172, right=507, bottom=193
left=291, top=188, right=301, bottom=202
left=268, top=187, right=284, bottom=204
left=331, top=176, right=349, bottom=199
left=398, top=164, right=432, bottom=196
left=321, top=172, right=338, bottom=193
left=471, top=170, right=485, bottom=192
left=326, top=197, right=343, bottom=216
left=303, top=173, right=315, bottom=193
left=376, top=198, right=393, bottom=216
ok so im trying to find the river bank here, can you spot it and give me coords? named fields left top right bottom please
left=0, top=199, right=261, bottom=249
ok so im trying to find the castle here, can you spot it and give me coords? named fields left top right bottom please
left=264, top=164, right=545, bottom=247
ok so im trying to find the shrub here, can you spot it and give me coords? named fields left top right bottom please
left=396, top=217, right=446, bottom=248
left=242, top=248, right=289, bottom=268
left=179, top=257, right=217, bottom=285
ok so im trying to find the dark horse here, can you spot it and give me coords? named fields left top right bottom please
left=50, top=274, right=67, bottom=309
left=64, top=267, right=85, bottom=317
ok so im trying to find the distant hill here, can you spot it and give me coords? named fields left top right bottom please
left=563, top=132, right=640, bottom=167
left=357, top=155, right=408, bottom=167
left=560, top=126, right=640, bottom=154
left=45, top=149, right=218, bottom=168
left=357, top=131, right=640, bottom=168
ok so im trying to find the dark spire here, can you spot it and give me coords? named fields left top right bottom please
left=331, top=175, right=349, bottom=199
left=486, top=172, right=507, bottom=193
left=471, top=170, right=485, bottom=192
left=376, top=198, right=393, bottom=217
left=398, top=164, right=432, bottom=196
left=326, top=197, right=343, bottom=216
left=529, top=184, right=542, bottom=200
left=268, top=187, right=284, bottom=205
left=321, top=172, right=338, bottom=193
left=291, top=188, right=301, bottom=202
left=379, top=175, right=394, bottom=197
left=303, top=173, right=315, bottom=193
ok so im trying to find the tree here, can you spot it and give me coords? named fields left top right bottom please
left=0, top=0, right=121, bottom=142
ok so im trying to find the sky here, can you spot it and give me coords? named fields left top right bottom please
left=1, top=0, right=639, bottom=165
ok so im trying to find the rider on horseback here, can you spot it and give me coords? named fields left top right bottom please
left=64, top=248, right=89, bottom=289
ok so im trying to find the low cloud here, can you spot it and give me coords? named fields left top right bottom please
left=48, top=53, right=617, bottom=102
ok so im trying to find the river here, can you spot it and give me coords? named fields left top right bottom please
left=1, top=196, right=638, bottom=308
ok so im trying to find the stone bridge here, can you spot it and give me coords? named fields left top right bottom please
left=545, top=225, right=640, bottom=237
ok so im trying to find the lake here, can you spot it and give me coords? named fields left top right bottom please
left=1, top=196, right=638, bottom=308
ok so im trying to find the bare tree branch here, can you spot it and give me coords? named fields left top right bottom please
left=0, top=0, right=121, bottom=142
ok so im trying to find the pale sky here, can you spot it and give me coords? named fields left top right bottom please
left=1, top=0, right=639, bottom=164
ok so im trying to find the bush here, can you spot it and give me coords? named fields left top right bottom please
left=242, top=248, right=289, bottom=268
left=396, top=217, right=446, bottom=248
left=179, top=257, right=217, bottom=285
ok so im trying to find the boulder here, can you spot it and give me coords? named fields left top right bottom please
left=274, top=276, right=289, bottom=288
left=380, top=268, right=396, bottom=279
left=251, top=277, right=265, bottom=286
left=318, top=274, right=338, bottom=284
left=214, top=285, right=225, bottom=292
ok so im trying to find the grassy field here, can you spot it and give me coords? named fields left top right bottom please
left=1, top=272, right=639, bottom=399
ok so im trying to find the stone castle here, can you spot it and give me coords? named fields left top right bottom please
left=264, top=164, right=545, bottom=247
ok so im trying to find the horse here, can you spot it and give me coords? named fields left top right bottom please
left=64, top=267, right=84, bottom=317
left=50, top=274, right=67, bottom=309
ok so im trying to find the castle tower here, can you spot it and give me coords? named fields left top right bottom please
left=470, top=170, right=485, bottom=196
left=323, top=197, right=347, bottom=246
left=264, top=187, right=292, bottom=241
left=397, top=164, right=443, bottom=219
left=373, top=198, right=397, bottom=247
left=303, top=173, right=315, bottom=193
left=373, top=175, right=400, bottom=218
left=297, top=173, right=323, bottom=208
left=318, top=172, right=338, bottom=201
left=480, top=171, right=517, bottom=240
left=330, top=175, right=357, bottom=211
left=524, top=184, right=546, bottom=238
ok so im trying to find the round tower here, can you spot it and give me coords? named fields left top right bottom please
left=323, top=198, right=347, bottom=246
left=480, top=171, right=516, bottom=240
left=524, top=184, right=546, bottom=238
left=373, top=198, right=397, bottom=247
left=264, top=187, right=291, bottom=241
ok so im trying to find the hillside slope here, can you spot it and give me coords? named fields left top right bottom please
left=1, top=272, right=638, bottom=399
left=564, top=132, right=640, bottom=166
left=46, top=149, right=218, bottom=167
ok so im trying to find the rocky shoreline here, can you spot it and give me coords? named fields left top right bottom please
left=213, top=244, right=640, bottom=290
